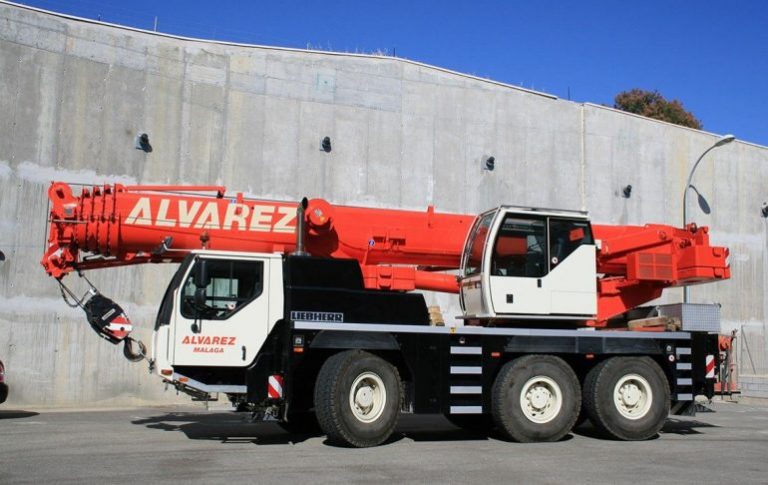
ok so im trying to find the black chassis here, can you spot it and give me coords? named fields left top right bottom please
left=247, top=320, right=717, bottom=418
left=245, top=256, right=718, bottom=420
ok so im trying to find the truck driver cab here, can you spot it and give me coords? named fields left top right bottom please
left=460, top=207, right=598, bottom=321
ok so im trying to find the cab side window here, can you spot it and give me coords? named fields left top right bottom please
left=548, top=219, right=593, bottom=268
left=491, top=216, right=547, bottom=278
left=181, top=260, right=264, bottom=320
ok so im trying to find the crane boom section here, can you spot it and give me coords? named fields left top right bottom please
left=42, top=182, right=472, bottom=292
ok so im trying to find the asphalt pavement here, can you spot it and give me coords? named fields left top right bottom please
left=1, top=400, right=767, bottom=484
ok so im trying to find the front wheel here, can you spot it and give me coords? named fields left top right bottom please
left=491, top=355, right=581, bottom=442
left=583, top=356, right=670, bottom=440
left=314, top=350, right=402, bottom=447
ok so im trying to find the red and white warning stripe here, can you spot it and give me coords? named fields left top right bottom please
left=705, top=355, right=715, bottom=379
left=107, top=315, right=133, bottom=340
left=267, top=375, right=284, bottom=399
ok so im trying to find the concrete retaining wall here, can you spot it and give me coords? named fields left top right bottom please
left=1, top=1, right=766, bottom=407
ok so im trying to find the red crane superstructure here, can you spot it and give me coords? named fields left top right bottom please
left=42, top=182, right=729, bottom=326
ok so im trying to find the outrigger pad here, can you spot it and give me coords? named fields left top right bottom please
left=83, top=293, right=133, bottom=345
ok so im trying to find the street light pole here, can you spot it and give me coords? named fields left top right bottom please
left=682, top=133, right=736, bottom=303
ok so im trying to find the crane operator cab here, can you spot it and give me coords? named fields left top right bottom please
left=459, top=207, right=597, bottom=323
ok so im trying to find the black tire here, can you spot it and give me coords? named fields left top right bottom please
left=491, top=355, right=580, bottom=443
left=574, top=388, right=590, bottom=428
left=278, top=411, right=322, bottom=435
left=583, top=356, right=670, bottom=441
left=445, top=414, right=494, bottom=432
left=314, top=350, right=402, bottom=447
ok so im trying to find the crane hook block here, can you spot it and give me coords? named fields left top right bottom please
left=82, top=293, right=134, bottom=345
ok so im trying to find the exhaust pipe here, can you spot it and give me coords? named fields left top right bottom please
left=293, top=197, right=310, bottom=257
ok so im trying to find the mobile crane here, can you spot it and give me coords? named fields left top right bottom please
left=42, top=181, right=729, bottom=447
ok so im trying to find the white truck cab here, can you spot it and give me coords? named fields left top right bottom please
left=459, top=207, right=597, bottom=321
left=152, top=250, right=284, bottom=386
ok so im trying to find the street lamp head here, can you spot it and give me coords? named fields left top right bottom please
left=682, top=132, right=735, bottom=305
left=714, top=134, right=736, bottom=147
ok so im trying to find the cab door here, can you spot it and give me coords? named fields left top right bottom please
left=487, top=215, right=551, bottom=315
left=546, top=218, right=597, bottom=316
left=486, top=212, right=597, bottom=317
left=171, top=255, right=271, bottom=367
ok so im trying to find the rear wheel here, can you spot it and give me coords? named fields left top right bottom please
left=583, top=356, right=669, bottom=440
left=491, top=355, right=580, bottom=442
left=314, top=350, right=402, bottom=447
left=573, top=407, right=589, bottom=428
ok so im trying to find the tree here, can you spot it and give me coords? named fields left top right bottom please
left=613, top=89, right=703, bottom=129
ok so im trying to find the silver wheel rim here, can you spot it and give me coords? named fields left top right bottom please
left=613, top=374, right=653, bottom=420
left=519, top=375, right=563, bottom=424
left=349, top=371, right=387, bottom=423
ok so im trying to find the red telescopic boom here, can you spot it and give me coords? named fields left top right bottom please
left=42, top=182, right=730, bottom=323
left=41, top=182, right=473, bottom=293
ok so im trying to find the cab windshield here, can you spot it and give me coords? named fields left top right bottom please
left=462, top=212, right=495, bottom=277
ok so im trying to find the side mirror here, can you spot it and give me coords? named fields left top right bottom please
left=193, top=260, right=210, bottom=289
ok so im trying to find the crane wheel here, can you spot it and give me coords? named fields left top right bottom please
left=573, top=407, right=589, bottom=428
left=491, top=355, right=580, bottom=442
left=314, top=350, right=402, bottom=448
left=583, top=356, right=669, bottom=441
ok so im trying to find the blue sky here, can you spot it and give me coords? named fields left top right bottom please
left=16, top=0, right=768, bottom=146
